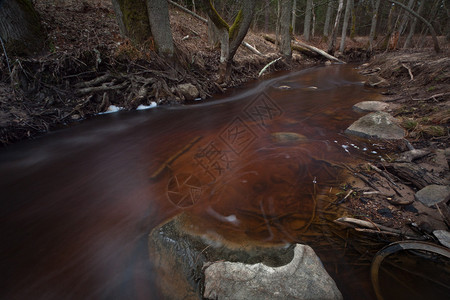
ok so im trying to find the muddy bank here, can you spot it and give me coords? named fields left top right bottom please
left=335, top=48, right=450, bottom=240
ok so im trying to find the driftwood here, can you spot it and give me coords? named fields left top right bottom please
left=385, top=162, right=446, bottom=189
left=258, top=57, right=282, bottom=77
left=334, top=217, right=419, bottom=238
left=76, top=81, right=128, bottom=95
left=242, top=41, right=265, bottom=57
left=395, top=149, right=430, bottom=163
left=294, top=38, right=346, bottom=64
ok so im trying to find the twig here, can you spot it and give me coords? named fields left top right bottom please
left=76, top=81, right=128, bottom=95
left=0, top=36, right=11, bottom=75
left=242, top=42, right=265, bottom=57
left=354, top=228, right=400, bottom=236
left=401, top=63, right=414, bottom=81
left=167, top=0, right=208, bottom=23
left=74, top=72, right=112, bottom=88
left=258, top=57, right=282, bottom=77
left=338, top=189, right=353, bottom=204
left=150, top=136, right=203, bottom=179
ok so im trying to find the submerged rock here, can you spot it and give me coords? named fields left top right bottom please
left=270, top=132, right=308, bottom=145
left=204, top=244, right=343, bottom=300
left=353, top=101, right=389, bottom=113
left=345, top=111, right=405, bottom=140
left=415, top=185, right=450, bottom=207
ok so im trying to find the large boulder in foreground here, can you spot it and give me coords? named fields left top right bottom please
left=204, top=244, right=343, bottom=300
left=345, top=111, right=405, bottom=140
left=148, top=215, right=342, bottom=300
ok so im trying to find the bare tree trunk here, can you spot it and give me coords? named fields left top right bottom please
left=417, top=0, right=439, bottom=48
left=350, top=0, right=356, bottom=38
left=381, top=1, right=395, bottom=51
left=265, top=0, right=270, bottom=32
left=311, top=1, right=316, bottom=37
left=327, top=0, right=344, bottom=54
left=398, top=0, right=415, bottom=35
left=111, top=0, right=152, bottom=44
left=280, top=0, right=294, bottom=59
left=368, top=0, right=381, bottom=51
left=323, top=0, right=334, bottom=38
left=276, top=0, right=281, bottom=46
left=304, top=0, right=313, bottom=41
left=147, top=0, right=174, bottom=57
left=291, top=0, right=297, bottom=35
left=201, top=0, right=256, bottom=81
left=339, top=0, right=352, bottom=53
left=0, top=0, right=46, bottom=55
left=403, top=0, right=424, bottom=49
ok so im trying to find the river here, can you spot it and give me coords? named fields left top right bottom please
left=0, top=64, right=408, bottom=299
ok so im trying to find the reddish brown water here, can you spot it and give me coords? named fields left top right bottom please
left=0, top=64, right=427, bottom=299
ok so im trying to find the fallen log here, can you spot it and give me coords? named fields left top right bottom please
left=264, top=35, right=317, bottom=58
left=294, top=38, right=346, bottom=64
left=384, top=162, right=446, bottom=189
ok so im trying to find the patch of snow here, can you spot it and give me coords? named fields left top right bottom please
left=137, top=102, right=157, bottom=110
left=98, top=105, right=124, bottom=115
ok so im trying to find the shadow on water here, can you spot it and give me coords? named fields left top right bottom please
left=1, top=64, right=447, bottom=299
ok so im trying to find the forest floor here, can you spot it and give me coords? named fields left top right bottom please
left=0, top=1, right=449, bottom=244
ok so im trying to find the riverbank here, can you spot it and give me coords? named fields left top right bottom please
left=338, top=48, right=450, bottom=242
left=0, top=0, right=312, bottom=146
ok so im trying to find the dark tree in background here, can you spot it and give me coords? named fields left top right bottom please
left=111, top=0, right=174, bottom=57
left=0, top=0, right=46, bottom=55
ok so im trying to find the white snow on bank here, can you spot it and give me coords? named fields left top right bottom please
left=97, top=102, right=157, bottom=115
left=98, top=105, right=124, bottom=115
left=136, top=102, right=157, bottom=110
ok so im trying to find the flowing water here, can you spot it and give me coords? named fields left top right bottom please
left=1, top=64, right=447, bottom=299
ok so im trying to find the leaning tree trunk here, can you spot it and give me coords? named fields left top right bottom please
left=147, top=0, right=174, bottom=57
left=339, top=0, right=352, bottom=53
left=397, top=0, right=415, bottom=35
left=323, top=0, right=334, bottom=38
left=111, top=0, right=152, bottom=44
left=368, top=0, right=381, bottom=52
left=280, top=0, right=293, bottom=59
left=291, top=0, right=297, bottom=35
left=403, top=0, right=424, bottom=49
left=327, top=0, right=344, bottom=54
left=0, top=0, right=46, bottom=55
left=303, top=0, right=313, bottom=41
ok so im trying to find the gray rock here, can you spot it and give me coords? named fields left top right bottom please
left=148, top=215, right=298, bottom=300
left=395, top=149, right=430, bottom=163
left=177, top=83, right=199, bottom=101
left=353, top=101, right=389, bottom=113
left=415, top=185, right=450, bottom=207
left=433, top=230, right=450, bottom=248
left=204, top=244, right=343, bottom=300
left=345, top=112, right=405, bottom=140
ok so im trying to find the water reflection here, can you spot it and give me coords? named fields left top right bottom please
left=1, top=64, right=409, bottom=299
